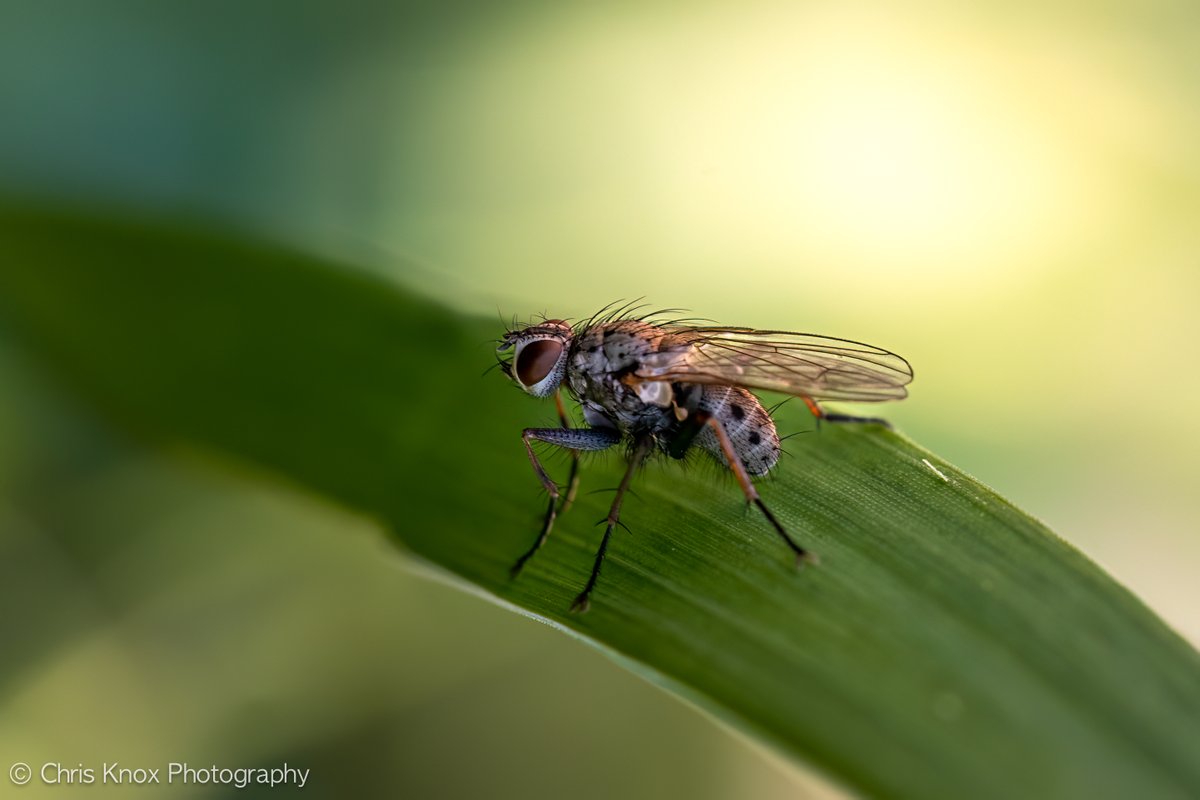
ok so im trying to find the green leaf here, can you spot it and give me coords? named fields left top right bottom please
left=2, top=205, right=1198, bottom=800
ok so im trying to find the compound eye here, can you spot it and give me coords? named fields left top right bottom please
left=515, top=339, right=564, bottom=387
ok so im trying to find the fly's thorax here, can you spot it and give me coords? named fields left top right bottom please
left=570, top=320, right=667, bottom=375
left=694, top=386, right=780, bottom=476
left=567, top=320, right=677, bottom=420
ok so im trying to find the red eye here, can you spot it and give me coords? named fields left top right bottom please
left=515, top=340, right=564, bottom=387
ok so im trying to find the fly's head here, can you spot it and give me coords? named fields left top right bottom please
left=496, top=319, right=573, bottom=398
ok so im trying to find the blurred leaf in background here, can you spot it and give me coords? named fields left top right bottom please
left=1, top=0, right=1198, bottom=798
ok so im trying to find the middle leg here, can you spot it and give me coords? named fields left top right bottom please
left=571, top=434, right=654, bottom=613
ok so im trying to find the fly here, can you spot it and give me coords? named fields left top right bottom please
left=496, top=302, right=913, bottom=612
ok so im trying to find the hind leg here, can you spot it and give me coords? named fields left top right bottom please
left=697, top=412, right=817, bottom=568
left=801, top=395, right=891, bottom=429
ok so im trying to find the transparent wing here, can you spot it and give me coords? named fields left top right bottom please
left=636, top=327, right=913, bottom=402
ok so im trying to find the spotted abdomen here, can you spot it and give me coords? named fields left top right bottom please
left=694, top=386, right=780, bottom=476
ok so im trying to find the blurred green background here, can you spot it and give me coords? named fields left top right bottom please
left=1, top=1, right=1197, bottom=797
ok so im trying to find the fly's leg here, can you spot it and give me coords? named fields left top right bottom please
left=554, top=390, right=581, bottom=513
left=512, top=426, right=621, bottom=578
left=571, top=435, right=654, bottom=614
left=823, top=412, right=891, bottom=427
left=801, top=395, right=891, bottom=430
left=701, top=412, right=818, bottom=568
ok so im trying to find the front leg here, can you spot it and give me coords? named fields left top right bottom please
left=554, top=390, right=581, bottom=512
left=512, top=425, right=621, bottom=577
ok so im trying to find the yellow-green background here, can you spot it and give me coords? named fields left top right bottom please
left=1, top=1, right=1196, bottom=797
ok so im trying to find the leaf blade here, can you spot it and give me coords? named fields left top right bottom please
left=2, top=204, right=1198, bottom=800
